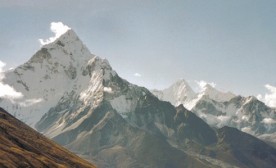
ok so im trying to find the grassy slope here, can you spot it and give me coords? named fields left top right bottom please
left=0, top=107, right=96, bottom=168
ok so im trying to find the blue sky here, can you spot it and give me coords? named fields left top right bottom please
left=1, top=0, right=276, bottom=98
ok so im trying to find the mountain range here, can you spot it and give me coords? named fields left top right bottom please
left=152, top=80, right=276, bottom=145
left=1, top=27, right=276, bottom=168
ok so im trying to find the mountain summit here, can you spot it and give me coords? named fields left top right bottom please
left=1, top=25, right=276, bottom=168
left=152, top=79, right=196, bottom=107
left=152, top=80, right=276, bottom=145
left=152, top=79, right=235, bottom=110
left=0, top=28, right=101, bottom=126
left=199, top=83, right=235, bottom=102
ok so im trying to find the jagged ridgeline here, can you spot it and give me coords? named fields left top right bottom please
left=1, top=28, right=276, bottom=168
left=152, top=80, right=276, bottom=145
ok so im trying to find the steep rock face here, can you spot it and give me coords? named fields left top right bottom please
left=126, top=95, right=218, bottom=146
left=0, top=107, right=95, bottom=168
left=192, top=96, right=276, bottom=142
left=35, top=57, right=218, bottom=167
left=152, top=80, right=276, bottom=143
left=0, top=29, right=216, bottom=167
left=152, top=79, right=235, bottom=110
left=32, top=44, right=218, bottom=148
left=44, top=101, right=212, bottom=168
left=0, top=30, right=96, bottom=126
left=200, top=84, right=236, bottom=103
left=3, top=28, right=276, bottom=168
left=34, top=43, right=276, bottom=167
left=152, top=79, right=196, bottom=107
left=35, top=56, right=116, bottom=136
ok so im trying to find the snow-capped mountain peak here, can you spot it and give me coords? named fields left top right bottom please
left=152, top=79, right=196, bottom=107
left=2, top=24, right=276, bottom=168
left=41, top=29, right=93, bottom=62
left=169, top=79, right=196, bottom=98
left=152, top=79, right=236, bottom=110
left=173, top=79, right=194, bottom=91
left=47, top=29, right=77, bottom=44
left=199, top=83, right=236, bottom=102
left=0, top=28, right=102, bottom=126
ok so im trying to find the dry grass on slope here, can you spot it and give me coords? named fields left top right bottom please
left=0, top=107, right=96, bottom=168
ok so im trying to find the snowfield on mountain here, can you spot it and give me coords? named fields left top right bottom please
left=1, top=26, right=276, bottom=168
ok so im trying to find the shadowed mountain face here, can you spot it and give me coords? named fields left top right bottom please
left=152, top=80, right=276, bottom=144
left=0, top=107, right=96, bottom=168
left=39, top=100, right=214, bottom=168
left=192, top=96, right=276, bottom=142
left=212, top=127, right=276, bottom=168
left=1, top=28, right=276, bottom=168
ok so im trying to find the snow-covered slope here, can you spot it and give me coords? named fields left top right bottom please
left=0, top=29, right=211, bottom=166
left=192, top=96, right=276, bottom=139
left=152, top=79, right=235, bottom=110
left=152, top=80, right=276, bottom=143
left=199, top=84, right=236, bottom=103
left=21, top=29, right=219, bottom=167
left=152, top=79, right=197, bottom=108
left=0, top=29, right=103, bottom=126
left=2, top=26, right=276, bottom=168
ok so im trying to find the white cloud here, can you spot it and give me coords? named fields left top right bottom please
left=39, top=22, right=71, bottom=45
left=195, top=80, right=216, bottom=92
left=258, top=84, right=276, bottom=108
left=19, top=98, right=43, bottom=107
left=262, top=117, right=276, bottom=131
left=0, top=83, right=23, bottom=99
left=134, top=73, right=142, bottom=77
left=264, top=84, right=276, bottom=107
left=0, top=60, right=6, bottom=81
left=257, top=94, right=263, bottom=101
left=0, top=60, right=23, bottom=99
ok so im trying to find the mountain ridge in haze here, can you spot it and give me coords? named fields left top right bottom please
left=152, top=79, right=276, bottom=144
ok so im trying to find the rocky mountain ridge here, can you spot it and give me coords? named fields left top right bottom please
left=1, top=28, right=276, bottom=168
left=152, top=80, right=276, bottom=143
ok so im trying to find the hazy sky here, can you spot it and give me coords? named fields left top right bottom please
left=1, top=0, right=276, bottom=98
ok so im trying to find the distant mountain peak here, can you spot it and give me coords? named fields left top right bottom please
left=246, top=95, right=258, bottom=102
left=202, top=83, right=215, bottom=91
left=173, top=78, right=192, bottom=87
left=152, top=79, right=236, bottom=110
left=153, top=79, right=197, bottom=107
left=174, top=78, right=189, bottom=85
left=51, top=29, right=78, bottom=45
left=199, top=84, right=235, bottom=102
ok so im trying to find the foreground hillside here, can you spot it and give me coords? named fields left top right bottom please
left=0, top=107, right=95, bottom=168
